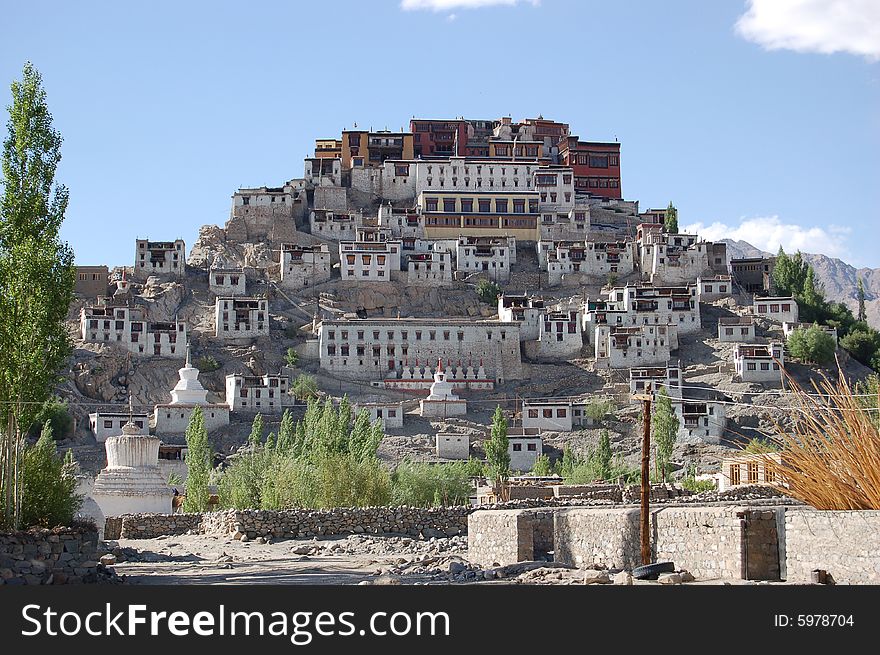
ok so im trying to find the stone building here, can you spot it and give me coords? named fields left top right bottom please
left=228, top=183, right=307, bottom=243
left=339, top=238, right=402, bottom=282
left=418, top=190, right=539, bottom=241
left=280, top=244, right=332, bottom=289
left=539, top=240, right=635, bottom=286
left=675, top=399, right=727, bottom=444
left=455, top=235, right=514, bottom=282
left=594, top=283, right=701, bottom=336
left=530, top=309, right=583, bottom=359
left=558, top=136, right=622, bottom=199
left=309, top=209, right=364, bottom=241
left=214, top=296, right=269, bottom=340
left=629, top=364, right=682, bottom=399
left=80, top=304, right=187, bottom=358
left=596, top=324, right=673, bottom=369
left=636, top=223, right=728, bottom=285
left=509, top=434, right=543, bottom=472
left=89, top=411, right=149, bottom=444
left=75, top=265, right=109, bottom=298
left=406, top=248, right=453, bottom=286
left=436, top=433, right=470, bottom=460
left=340, top=128, right=414, bottom=169
left=133, top=239, right=185, bottom=280
left=153, top=350, right=230, bottom=435
left=718, top=316, right=756, bottom=342
left=753, top=297, right=799, bottom=324
left=696, top=275, right=733, bottom=302
left=209, top=267, right=246, bottom=296
left=734, top=342, right=784, bottom=383
left=730, top=256, right=775, bottom=293
left=225, top=373, right=291, bottom=413
left=318, top=318, right=523, bottom=383
left=717, top=452, right=782, bottom=492
left=353, top=402, right=405, bottom=429
left=497, top=294, right=545, bottom=340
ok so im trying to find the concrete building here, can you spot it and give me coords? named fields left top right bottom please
left=379, top=203, right=425, bottom=239
left=209, top=267, right=246, bottom=296
left=318, top=318, right=523, bottom=383
left=309, top=209, right=364, bottom=241
left=134, top=239, right=185, bottom=280
left=509, top=434, right=543, bottom=472
left=418, top=190, right=539, bottom=241
left=718, top=316, right=757, bottom=342
left=339, top=238, right=402, bottom=282
left=436, top=433, right=470, bottom=460
left=280, top=244, right=332, bottom=289
left=717, top=453, right=783, bottom=492
left=697, top=275, right=733, bottom=302
left=214, top=296, right=269, bottom=340
left=532, top=309, right=583, bottom=359
left=80, top=304, right=187, bottom=358
left=734, top=343, right=784, bottom=383
left=304, top=157, right=343, bottom=188
left=230, top=184, right=303, bottom=227
left=89, top=411, right=149, bottom=444
left=406, top=248, right=453, bottom=286
left=782, top=321, right=838, bottom=345
left=753, top=297, right=799, bottom=324
left=731, top=256, right=775, bottom=293
left=153, top=351, right=230, bottom=435
left=75, top=266, right=109, bottom=298
left=629, top=364, right=682, bottom=399
left=420, top=361, right=468, bottom=418
left=225, top=373, right=291, bottom=413
left=558, top=137, right=622, bottom=199
left=455, top=235, right=514, bottom=282
left=353, top=402, right=405, bottom=429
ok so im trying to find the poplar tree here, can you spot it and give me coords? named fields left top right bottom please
left=484, top=406, right=511, bottom=490
left=183, top=407, right=212, bottom=512
left=663, top=202, right=679, bottom=233
left=858, top=277, right=867, bottom=323
left=652, top=387, right=679, bottom=482
left=0, top=63, right=76, bottom=529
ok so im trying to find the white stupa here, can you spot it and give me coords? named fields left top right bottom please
left=92, top=395, right=172, bottom=517
left=170, top=347, right=209, bottom=405
left=420, top=358, right=468, bottom=417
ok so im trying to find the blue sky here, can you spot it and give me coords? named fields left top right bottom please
left=2, top=0, right=878, bottom=266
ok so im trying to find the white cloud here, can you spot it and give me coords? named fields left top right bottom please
left=735, top=0, right=880, bottom=61
left=401, top=0, right=539, bottom=11
left=682, top=216, right=851, bottom=257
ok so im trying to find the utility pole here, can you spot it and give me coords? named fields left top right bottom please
left=634, top=394, right=653, bottom=566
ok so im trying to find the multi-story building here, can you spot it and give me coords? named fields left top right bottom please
left=89, top=412, right=149, bottom=443
left=532, top=167, right=575, bottom=212
left=75, top=266, right=109, bottom=298
left=463, top=118, right=497, bottom=157
left=133, top=239, right=185, bottom=280
left=406, top=248, right=453, bottom=286
left=596, top=324, right=673, bottom=369
left=317, top=318, right=523, bottom=383
left=229, top=184, right=304, bottom=227
left=697, top=275, right=733, bottom=302
left=531, top=309, right=583, bottom=359
left=339, top=236, right=402, bottom=282
left=584, top=284, right=700, bottom=343
left=455, top=235, right=514, bottom=282
left=225, top=373, right=291, bottom=413
left=497, top=294, right=545, bottom=340
left=521, top=398, right=603, bottom=432
left=753, top=297, right=799, bottom=324
left=730, top=256, right=775, bottom=293
left=280, top=244, right=332, bottom=289
left=309, top=209, right=364, bottom=241
left=718, top=316, right=756, bottom=342
left=675, top=399, right=727, bottom=444
left=214, top=296, right=269, bottom=340
left=209, top=267, right=246, bottom=296
left=539, top=240, right=635, bottom=286
left=558, top=137, right=622, bottom=199
left=304, top=157, right=343, bottom=188
left=637, top=223, right=728, bottom=285
left=734, top=342, right=784, bottom=383
left=418, top=190, right=540, bottom=241
left=341, top=128, right=414, bottom=169
left=313, top=138, right=342, bottom=159
left=80, top=304, right=187, bottom=357
left=629, top=364, right=682, bottom=399
left=410, top=119, right=469, bottom=157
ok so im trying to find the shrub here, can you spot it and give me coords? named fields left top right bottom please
left=680, top=476, right=716, bottom=493
left=787, top=325, right=836, bottom=365
left=292, top=373, right=319, bottom=401
left=195, top=355, right=221, bottom=372
left=531, top=453, right=553, bottom=477
left=391, top=461, right=471, bottom=507
left=476, top=279, right=502, bottom=304
left=285, top=347, right=299, bottom=368
left=743, top=437, right=779, bottom=454
left=29, top=397, right=74, bottom=440
left=584, top=400, right=612, bottom=423
left=464, top=456, right=486, bottom=478
left=20, top=423, right=81, bottom=528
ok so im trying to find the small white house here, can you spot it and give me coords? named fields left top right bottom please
left=215, top=296, right=269, bottom=340
left=508, top=433, right=543, bottom=472
left=718, top=316, right=756, bottom=343
left=697, top=275, right=733, bottom=302
left=225, top=373, right=291, bottom=413
left=89, top=412, right=149, bottom=444
left=753, top=297, right=799, bottom=324
left=209, top=267, right=246, bottom=296
left=436, top=433, right=470, bottom=460
left=354, top=401, right=404, bottom=429
left=734, top=342, right=784, bottom=383
left=675, top=400, right=727, bottom=445
left=717, top=453, right=783, bottom=492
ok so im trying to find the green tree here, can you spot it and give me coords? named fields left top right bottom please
left=484, top=406, right=510, bottom=484
left=663, top=202, right=678, bottom=233
left=464, top=456, right=485, bottom=478
left=0, top=63, right=76, bottom=529
left=20, top=422, right=81, bottom=528
left=652, top=387, right=679, bottom=482
left=787, top=325, right=837, bottom=365
left=743, top=437, right=779, bottom=454
left=476, top=279, right=502, bottom=304
left=840, top=328, right=880, bottom=366
left=531, top=453, right=553, bottom=476
left=276, top=409, right=295, bottom=452
left=182, top=407, right=212, bottom=512
left=857, top=277, right=867, bottom=323
left=195, top=355, right=220, bottom=373
left=28, top=397, right=73, bottom=440
left=285, top=347, right=299, bottom=368
left=292, top=373, right=318, bottom=401
left=248, top=413, right=264, bottom=448
left=595, top=430, right=613, bottom=479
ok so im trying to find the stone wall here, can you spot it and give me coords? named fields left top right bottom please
left=0, top=525, right=101, bottom=585
left=117, top=513, right=202, bottom=539
left=784, top=509, right=880, bottom=584
left=468, top=509, right=552, bottom=567
left=554, top=507, right=642, bottom=570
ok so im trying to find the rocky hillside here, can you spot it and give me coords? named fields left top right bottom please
left=722, top=239, right=880, bottom=329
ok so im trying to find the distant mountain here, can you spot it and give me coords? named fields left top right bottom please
left=720, top=239, right=880, bottom=330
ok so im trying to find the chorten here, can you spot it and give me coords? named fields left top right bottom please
left=92, top=395, right=172, bottom=517
left=420, top=358, right=468, bottom=417
left=170, top=346, right=209, bottom=405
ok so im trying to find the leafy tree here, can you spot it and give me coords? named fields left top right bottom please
left=276, top=409, right=295, bottom=452
left=195, top=355, right=220, bottom=373
left=663, top=202, right=678, bottom=233
left=182, top=407, right=212, bottom=512
left=464, top=456, right=486, bottom=478
left=857, top=277, right=867, bottom=323
left=391, top=460, right=471, bottom=507
left=484, top=406, right=510, bottom=484
left=531, top=453, right=553, bottom=476
left=652, top=387, right=679, bottom=482
left=28, top=397, right=73, bottom=440
left=556, top=444, right=578, bottom=479
left=248, top=413, right=264, bottom=448
left=476, top=279, right=502, bottom=304
left=787, top=325, right=836, bottom=365
left=20, top=422, right=81, bottom=528
left=0, top=63, right=76, bottom=529
left=840, top=328, right=880, bottom=366
left=584, top=400, right=613, bottom=423
left=285, top=347, right=299, bottom=368
left=743, top=437, right=779, bottom=454
left=292, top=373, right=318, bottom=401
left=595, top=430, right=613, bottom=479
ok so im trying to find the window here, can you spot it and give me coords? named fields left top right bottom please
left=512, top=443, right=522, bottom=451
left=747, top=362, right=757, bottom=371
left=556, top=408, right=567, bottom=418
left=443, top=199, right=456, bottom=212
left=730, top=464, right=741, bottom=486
left=425, top=198, right=438, bottom=212
left=543, top=408, right=553, bottom=418
left=765, top=466, right=776, bottom=483
left=527, top=443, right=537, bottom=451
left=748, top=462, right=759, bottom=484
left=478, top=199, right=491, bottom=212
left=528, top=409, right=538, bottom=418
left=495, top=199, right=509, bottom=213
left=460, top=199, right=473, bottom=212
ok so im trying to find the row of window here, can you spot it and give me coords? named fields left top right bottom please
left=424, top=197, right=539, bottom=214
left=326, top=328, right=508, bottom=342
left=729, top=463, right=775, bottom=485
